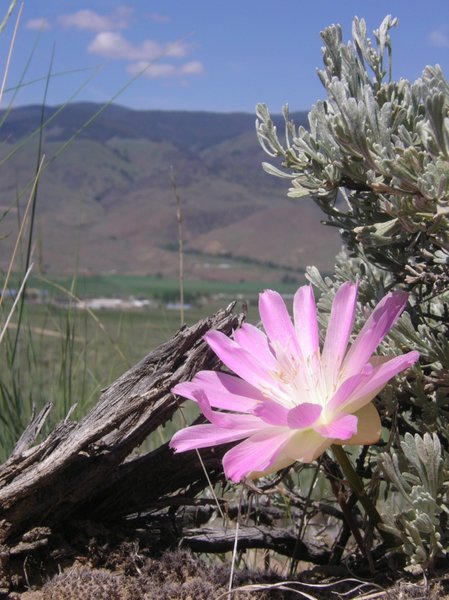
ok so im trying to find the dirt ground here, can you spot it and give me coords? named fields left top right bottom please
left=0, top=519, right=447, bottom=599
left=3, top=546, right=449, bottom=600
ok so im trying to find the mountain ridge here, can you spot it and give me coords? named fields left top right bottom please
left=0, top=103, right=341, bottom=283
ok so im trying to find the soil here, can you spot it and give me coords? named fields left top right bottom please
left=1, top=525, right=448, bottom=600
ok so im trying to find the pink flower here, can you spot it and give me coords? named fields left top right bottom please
left=170, top=282, right=419, bottom=482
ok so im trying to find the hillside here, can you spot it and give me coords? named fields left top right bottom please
left=0, top=103, right=341, bottom=283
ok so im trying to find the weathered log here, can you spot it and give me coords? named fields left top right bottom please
left=86, top=439, right=229, bottom=521
left=10, top=403, right=53, bottom=459
left=180, top=525, right=331, bottom=563
left=0, top=304, right=244, bottom=545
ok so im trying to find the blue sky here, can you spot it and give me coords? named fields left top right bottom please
left=2, top=1, right=449, bottom=113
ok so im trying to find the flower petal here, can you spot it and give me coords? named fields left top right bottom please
left=222, top=428, right=294, bottom=482
left=326, top=365, right=374, bottom=413
left=293, top=285, right=319, bottom=359
left=233, top=323, right=277, bottom=370
left=259, top=289, right=299, bottom=351
left=253, top=399, right=289, bottom=425
left=314, top=414, right=358, bottom=440
left=192, top=390, right=264, bottom=429
left=284, top=429, right=333, bottom=463
left=341, top=291, right=408, bottom=379
left=342, top=403, right=381, bottom=445
left=205, top=330, right=274, bottom=390
left=340, top=350, right=419, bottom=414
left=321, top=282, right=358, bottom=386
left=287, top=402, right=322, bottom=429
left=170, top=423, right=253, bottom=452
left=173, top=371, right=264, bottom=412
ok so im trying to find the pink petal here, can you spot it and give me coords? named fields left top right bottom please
left=205, top=330, right=273, bottom=390
left=233, top=323, right=277, bottom=370
left=192, top=390, right=264, bottom=430
left=173, top=371, right=264, bottom=412
left=339, top=350, right=419, bottom=414
left=259, top=289, right=299, bottom=352
left=253, top=399, right=289, bottom=425
left=342, top=403, right=381, bottom=445
left=326, top=365, right=374, bottom=413
left=170, top=423, right=253, bottom=452
left=293, top=285, right=319, bottom=359
left=222, top=428, right=294, bottom=482
left=314, top=414, right=358, bottom=440
left=321, top=281, right=358, bottom=386
left=341, top=291, right=408, bottom=379
left=287, top=402, right=322, bottom=429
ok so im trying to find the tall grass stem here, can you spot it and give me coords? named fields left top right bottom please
left=0, top=0, right=18, bottom=36
left=10, top=48, right=53, bottom=364
left=0, top=1, right=22, bottom=104
left=0, top=263, right=32, bottom=345
left=170, top=166, right=185, bottom=326
left=0, top=156, right=44, bottom=308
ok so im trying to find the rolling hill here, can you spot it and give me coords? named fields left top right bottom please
left=0, top=103, right=341, bottom=283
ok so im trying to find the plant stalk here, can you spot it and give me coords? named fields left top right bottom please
left=331, top=444, right=396, bottom=547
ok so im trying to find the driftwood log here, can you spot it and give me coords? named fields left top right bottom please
left=0, top=304, right=243, bottom=549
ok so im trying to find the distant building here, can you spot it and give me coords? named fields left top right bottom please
left=76, top=297, right=156, bottom=310
left=166, top=302, right=192, bottom=311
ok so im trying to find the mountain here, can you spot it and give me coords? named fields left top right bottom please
left=0, top=103, right=341, bottom=282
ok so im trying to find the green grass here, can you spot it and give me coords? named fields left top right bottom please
left=5, top=272, right=302, bottom=302
left=63, top=274, right=300, bottom=300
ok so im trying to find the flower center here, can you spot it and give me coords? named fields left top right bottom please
left=267, top=342, right=329, bottom=409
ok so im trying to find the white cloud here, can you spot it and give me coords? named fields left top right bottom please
left=59, top=6, right=132, bottom=31
left=88, top=32, right=190, bottom=61
left=165, top=41, right=189, bottom=58
left=87, top=28, right=201, bottom=80
left=88, top=32, right=143, bottom=59
left=429, top=27, right=449, bottom=48
left=127, top=60, right=204, bottom=78
left=180, top=61, right=204, bottom=76
left=26, top=17, right=50, bottom=31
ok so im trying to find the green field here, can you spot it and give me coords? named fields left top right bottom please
left=7, top=272, right=302, bottom=303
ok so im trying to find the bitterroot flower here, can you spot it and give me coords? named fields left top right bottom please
left=170, top=282, right=419, bottom=482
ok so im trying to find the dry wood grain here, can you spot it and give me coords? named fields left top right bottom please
left=0, top=303, right=244, bottom=546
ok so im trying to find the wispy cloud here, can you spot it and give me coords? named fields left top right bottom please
left=127, top=60, right=204, bottom=78
left=429, top=27, right=449, bottom=48
left=26, top=17, right=51, bottom=31
left=88, top=32, right=190, bottom=61
left=59, top=6, right=132, bottom=31
left=147, top=13, right=170, bottom=24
